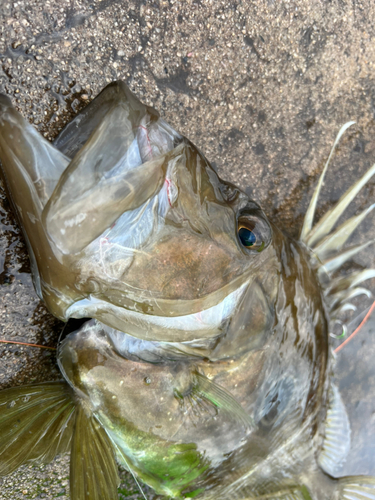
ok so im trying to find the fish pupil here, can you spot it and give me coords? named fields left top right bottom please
left=238, top=227, right=256, bottom=247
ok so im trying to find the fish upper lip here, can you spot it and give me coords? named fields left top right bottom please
left=65, top=279, right=251, bottom=343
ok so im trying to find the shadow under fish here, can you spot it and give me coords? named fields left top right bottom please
left=0, top=82, right=375, bottom=499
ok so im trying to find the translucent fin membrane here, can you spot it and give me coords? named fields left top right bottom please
left=70, top=406, right=120, bottom=500
left=213, top=482, right=313, bottom=500
left=300, top=122, right=375, bottom=331
left=318, top=384, right=351, bottom=477
left=0, top=383, right=75, bottom=475
left=194, top=372, right=254, bottom=430
left=337, top=476, right=375, bottom=500
left=300, top=122, right=375, bottom=324
left=332, top=303, right=357, bottom=315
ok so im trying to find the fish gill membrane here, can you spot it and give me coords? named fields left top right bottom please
left=0, top=82, right=374, bottom=500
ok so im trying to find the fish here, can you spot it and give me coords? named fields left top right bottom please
left=0, top=81, right=375, bottom=500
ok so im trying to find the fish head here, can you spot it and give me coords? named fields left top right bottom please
left=0, top=82, right=280, bottom=351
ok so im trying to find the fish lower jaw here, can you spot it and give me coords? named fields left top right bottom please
left=65, top=281, right=249, bottom=344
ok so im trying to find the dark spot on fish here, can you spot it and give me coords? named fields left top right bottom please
left=0, top=273, right=13, bottom=285
left=0, top=44, right=35, bottom=62
left=245, top=186, right=253, bottom=198
left=244, top=36, right=254, bottom=48
left=208, top=38, right=215, bottom=46
left=164, top=67, right=168, bottom=74
left=177, top=14, right=183, bottom=23
left=33, top=32, right=62, bottom=46
left=127, top=54, right=146, bottom=76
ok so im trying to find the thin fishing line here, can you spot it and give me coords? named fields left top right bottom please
left=119, top=453, right=148, bottom=500
left=334, top=299, right=375, bottom=353
left=0, top=339, right=56, bottom=350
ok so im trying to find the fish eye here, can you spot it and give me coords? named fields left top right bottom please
left=237, top=213, right=271, bottom=252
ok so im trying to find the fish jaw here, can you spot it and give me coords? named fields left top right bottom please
left=0, top=81, right=275, bottom=337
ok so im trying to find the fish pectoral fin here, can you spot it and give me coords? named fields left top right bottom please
left=334, top=476, right=375, bottom=500
left=318, top=383, right=351, bottom=478
left=0, top=382, right=75, bottom=475
left=193, top=372, right=254, bottom=430
left=70, top=405, right=120, bottom=500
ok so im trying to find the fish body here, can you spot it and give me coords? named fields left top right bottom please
left=0, top=82, right=374, bottom=500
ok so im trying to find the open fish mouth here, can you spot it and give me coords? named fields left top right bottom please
left=65, top=279, right=251, bottom=343
left=0, top=80, right=274, bottom=332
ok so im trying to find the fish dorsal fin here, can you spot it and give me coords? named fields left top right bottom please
left=335, top=476, right=375, bottom=500
left=318, top=384, right=351, bottom=477
left=299, top=122, right=375, bottom=332
left=0, top=382, right=75, bottom=476
left=300, top=121, right=356, bottom=243
left=70, top=405, right=120, bottom=500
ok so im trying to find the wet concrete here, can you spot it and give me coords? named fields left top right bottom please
left=0, top=0, right=375, bottom=498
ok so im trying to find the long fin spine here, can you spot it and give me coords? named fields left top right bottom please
left=307, top=162, right=375, bottom=248
left=300, top=121, right=356, bottom=243
left=313, top=203, right=375, bottom=260
left=319, top=240, right=375, bottom=275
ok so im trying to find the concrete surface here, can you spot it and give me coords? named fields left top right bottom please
left=0, top=0, right=375, bottom=498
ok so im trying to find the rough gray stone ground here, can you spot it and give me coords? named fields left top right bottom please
left=0, top=0, right=375, bottom=498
